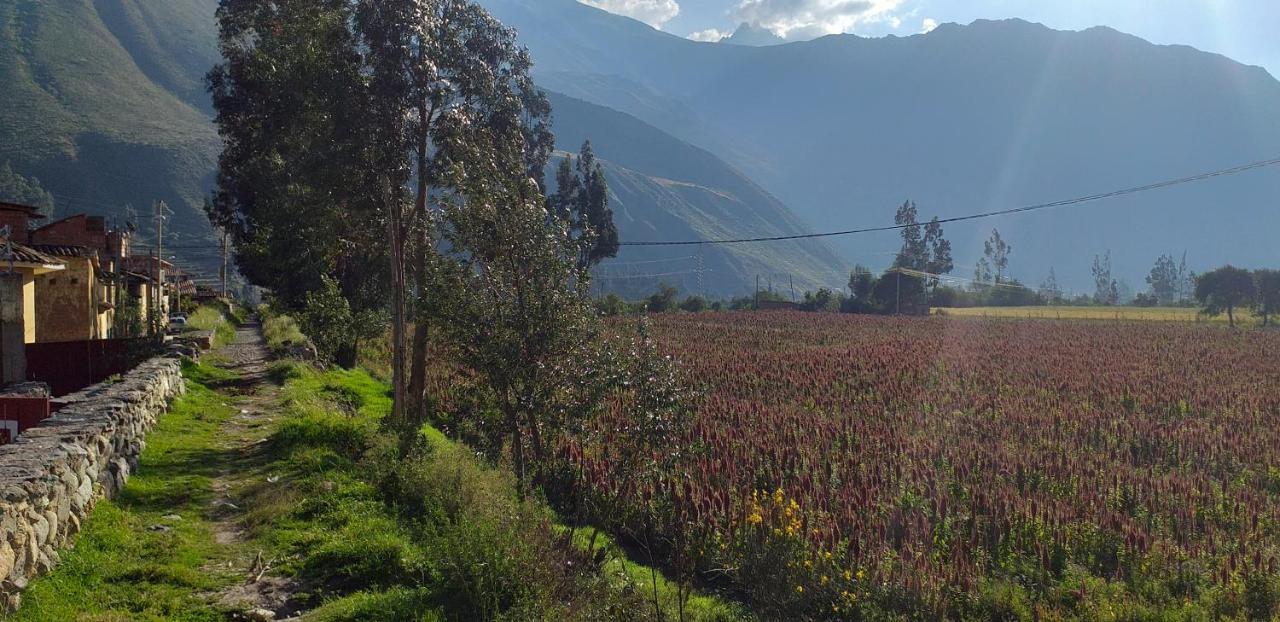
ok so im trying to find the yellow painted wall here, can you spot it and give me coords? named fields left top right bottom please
left=22, top=273, right=35, bottom=344
left=34, top=258, right=94, bottom=343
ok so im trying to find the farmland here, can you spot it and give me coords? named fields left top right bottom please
left=936, top=306, right=1257, bottom=324
left=567, top=312, right=1280, bottom=618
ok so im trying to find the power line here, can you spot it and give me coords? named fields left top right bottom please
left=619, top=156, right=1280, bottom=247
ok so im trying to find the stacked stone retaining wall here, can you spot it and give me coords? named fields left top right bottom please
left=0, top=356, right=185, bottom=610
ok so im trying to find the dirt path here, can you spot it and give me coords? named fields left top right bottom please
left=201, top=320, right=304, bottom=620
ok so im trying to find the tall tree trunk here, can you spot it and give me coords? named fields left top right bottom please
left=509, top=407, right=526, bottom=498
left=384, top=178, right=407, bottom=430
left=406, top=105, right=432, bottom=422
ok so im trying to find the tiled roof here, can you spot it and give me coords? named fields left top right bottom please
left=0, top=201, right=47, bottom=218
left=3, top=243, right=63, bottom=266
left=29, top=244, right=95, bottom=258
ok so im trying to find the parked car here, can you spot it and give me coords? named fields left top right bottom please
left=167, top=316, right=187, bottom=334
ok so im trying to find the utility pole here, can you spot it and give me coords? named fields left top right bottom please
left=789, top=274, right=795, bottom=303
left=153, top=201, right=168, bottom=331
left=755, top=274, right=760, bottom=310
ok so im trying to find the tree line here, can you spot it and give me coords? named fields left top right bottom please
left=207, top=0, right=685, bottom=528
left=612, top=200, right=1279, bottom=327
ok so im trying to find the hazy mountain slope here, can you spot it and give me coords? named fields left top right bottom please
left=0, top=0, right=841, bottom=297
left=481, top=0, right=1280, bottom=290
left=0, top=0, right=221, bottom=253
left=547, top=91, right=846, bottom=298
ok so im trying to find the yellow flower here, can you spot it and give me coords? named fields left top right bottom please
left=747, top=511, right=763, bottom=525
left=795, top=585, right=804, bottom=594
left=774, top=488, right=785, bottom=504
left=843, top=570, right=853, bottom=581
left=856, top=569, right=866, bottom=581
left=821, top=575, right=830, bottom=585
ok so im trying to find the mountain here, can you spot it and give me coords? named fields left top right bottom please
left=724, top=23, right=785, bottom=47
left=0, top=0, right=840, bottom=297
left=0, top=0, right=223, bottom=281
left=545, top=91, right=846, bottom=298
left=480, top=0, right=1280, bottom=291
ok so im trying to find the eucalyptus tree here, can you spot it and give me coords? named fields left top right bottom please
left=435, top=122, right=601, bottom=493
left=210, top=0, right=552, bottom=428
left=356, top=0, right=553, bottom=432
left=208, top=0, right=389, bottom=368
left=550, top=141, right=619, bottom=269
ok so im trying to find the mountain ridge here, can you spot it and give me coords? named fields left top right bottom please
left=479, top=0, right=1280, bottom=289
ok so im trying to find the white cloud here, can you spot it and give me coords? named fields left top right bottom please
left=578, top=0, right=680, bottom=28
left=920, top=17, right=938, bottom=33
left=731, top=0, right=907, bottom=39
left=688, top=28, right=730, bottom=42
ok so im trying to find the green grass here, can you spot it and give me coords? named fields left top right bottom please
left=262, top=314, right=307, bottom=355
left=263, top=362, right=744, bottom=621
left=184, top=305, right=237, bottom=348
left=6, top=360, right=242, bottom=621
left=7, top=348, right=745, bottom=621
left=935, top=305, right=1262, bottom=324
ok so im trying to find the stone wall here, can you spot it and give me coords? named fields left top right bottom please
left=0, top=356, right=185, bottom=610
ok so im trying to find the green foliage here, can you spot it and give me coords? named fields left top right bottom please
left=1092, top=251, right=1120, bottom=305
left=801, top=287, right=839, bottom=312
left=1196, top=265, right=1258, bottom=326
left=270, top=365, right=724, bottom=620
left=0, top=161, right=53, bottom=215
left=680, top=295, right=709, bottom=313
left=977, top=228, right=1012, bottom=285
left=185, top=305, right=236, bottom=348
left=648, top=282, right=679, bottom=313
left=113, top=288, right=146, bottom=338
left=262, top=314, right=308, bottom=356
left=550, top=142, right=620, bottom=268
left=301, top=275, right=385, bottom=366
left=596, top=294, right=632, bottom=318
left=208, top=0, right=389, bottom=322
left=1254, top=269, right=1280, bottom=327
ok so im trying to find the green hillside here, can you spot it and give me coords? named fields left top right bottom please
left=0, top=0, right=220, bottom=262
left=546, top=91, right=846, bottom=298
left=0, top=1, right=846, bottom=296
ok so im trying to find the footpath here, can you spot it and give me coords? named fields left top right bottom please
left=4, top=319, right=304, bottom=621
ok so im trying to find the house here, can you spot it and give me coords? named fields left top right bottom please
left=0, top=203, right=67, bottom=384
left=122, top=255, right=175, bottom=320
left=0, top=203, right=65, bottom=344
left=28, top=245, right=116, bottom=342
left=27, top=214, right=136, bottom=342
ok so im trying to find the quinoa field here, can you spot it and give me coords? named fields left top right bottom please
left=566, top=312, right=1280, bottom=619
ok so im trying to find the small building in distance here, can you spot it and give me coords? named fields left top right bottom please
left=28, top=245, right=115, bottom=342
left=27, top=214, right=135, bottom=342
left=0, top=203, right=64, bottom=344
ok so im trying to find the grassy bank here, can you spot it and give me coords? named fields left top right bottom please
left=6, top=361, right=246, bottom=621
left=185, top=300, right=245, bottom=347
left=7, top=348, right=743, bottom=619
left=262, top=362, right=743, bottom=620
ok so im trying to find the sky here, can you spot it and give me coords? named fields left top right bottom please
left=579, top=0, right=1280, bottom=77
